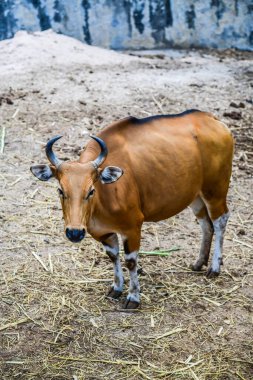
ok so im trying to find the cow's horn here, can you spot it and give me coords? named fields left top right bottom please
left=90, top=135, right=108, bottom=168
left=45, top=135, right=63, bottom=167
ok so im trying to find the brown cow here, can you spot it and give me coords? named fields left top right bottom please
left=31, top=109, right=234, bottom=309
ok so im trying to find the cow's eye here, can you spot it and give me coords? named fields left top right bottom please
left=86, top=188, right=95, bottom=200
left=58, top=188, right=65, bottom=197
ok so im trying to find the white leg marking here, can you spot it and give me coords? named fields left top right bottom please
left=210, top=212, right=229, bottom=273
left=190, top=197, right=205, bottom=215
left=104, top=244, right=118, bottom=257
left=125, top=251, right=140, bottom=303
left=113, top=258, right=124, bottom=292
left=124, top=251, right=137, bottom=261
left=190, top=197, right=214, bottom=270
left=127, top=269, right=140, bottom=303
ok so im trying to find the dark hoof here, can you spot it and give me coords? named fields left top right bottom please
left=206, top=267, right=220, bottom=278
left=106, top=287, right=122, bottom=300
left=123, top=299, right=140, bottom=310
left=137, top=267, right=145, bottom=275
left=190, top=259, right=208, bottom=272
left=190, top=263, right=203, bottom=272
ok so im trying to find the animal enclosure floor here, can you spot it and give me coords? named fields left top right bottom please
left=0, top=31, right=252, bottom=380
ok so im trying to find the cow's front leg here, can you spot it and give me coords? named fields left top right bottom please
left=123, top=231, right=141, bottom=309
left=102, top=233, right=124, bottom=299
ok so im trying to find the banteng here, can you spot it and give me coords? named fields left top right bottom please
left=31, top=110, right=234, bottom=309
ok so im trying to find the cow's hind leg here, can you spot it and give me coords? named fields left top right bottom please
left=206, top=209, right=229, bottom=278
left=202, top=196, right=230, bottom=278
left=102, top=233, right=124, bottom=299
left=190, top=197, right=214, bottom=271
left=122, top=229, right=141, bottom=309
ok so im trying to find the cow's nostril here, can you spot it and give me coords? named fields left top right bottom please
left=66, top=228, right=71, bottom=239
left=66, top=228, right=85, bottom=242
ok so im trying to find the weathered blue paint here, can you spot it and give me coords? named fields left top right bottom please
left=249, top=31, right=253, bottom=45
left=123, top=0, right=132, bottom=37
left=54, top=0, right=61, bottom=22
left=0, top=0, right=17, bottom=40
left=133, top=0, right=145, bottom=34
left=1, top=0, right=253, bottom=51
left=211, top=0, right=226, bottom=24
left=185, top=4, right=196, bottom=30
left=234, top=0, right=239, bottom=16
left=27, top=0, right=51, bottom=30
left=149, top=0, right=172, bottom=43
left=165, top=0, right=173, bottom=27
left=81, top=0, right=92, bottom=45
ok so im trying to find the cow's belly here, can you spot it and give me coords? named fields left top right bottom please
left=134, top=141, right=203, bottom=222
left=142, top=179, right=201, bottom=222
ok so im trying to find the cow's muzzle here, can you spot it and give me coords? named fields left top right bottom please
left=66, top=228, right=85, bottom=243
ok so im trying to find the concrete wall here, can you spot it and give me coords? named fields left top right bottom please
left=0, top=0, right=252, bottom=50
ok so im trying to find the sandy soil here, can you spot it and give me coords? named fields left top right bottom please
left=0, top=30, right=253, bottom=379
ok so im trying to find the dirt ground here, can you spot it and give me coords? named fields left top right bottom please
left=0, top=30, right=252, bottom=380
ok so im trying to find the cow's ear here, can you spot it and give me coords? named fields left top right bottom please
left=99, top=166, right=124, bottom=184
left=30, top=164, right=56, bottom=181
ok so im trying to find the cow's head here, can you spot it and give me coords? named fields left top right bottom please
left=30, top=136, right=123, bottom=242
